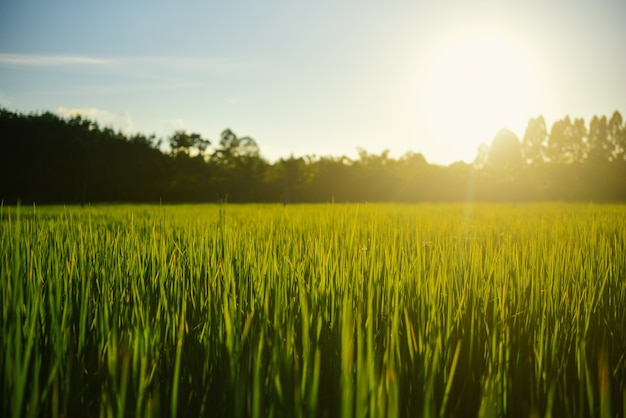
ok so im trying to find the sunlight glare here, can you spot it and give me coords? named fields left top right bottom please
left=417, top=31, right=539, bottom=163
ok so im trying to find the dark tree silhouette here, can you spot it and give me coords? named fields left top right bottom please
left=1, top=107, right=626, bottom=204
left=210, top=129, right=266, bottom=201
left=169, top=130, right=211, bottom=157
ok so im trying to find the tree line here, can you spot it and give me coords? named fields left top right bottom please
left=1, top=108, right=625, bottom=204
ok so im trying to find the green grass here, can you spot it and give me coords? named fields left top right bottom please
left=1, top=202, right=625, bottom=417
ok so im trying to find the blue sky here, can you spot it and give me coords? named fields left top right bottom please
left=1, top=0, right=625, bottom=165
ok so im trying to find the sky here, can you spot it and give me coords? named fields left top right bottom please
left=1, top=0, right=625, bottom=165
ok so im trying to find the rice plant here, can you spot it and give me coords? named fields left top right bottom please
left=1, top=202, right=625, bottom=417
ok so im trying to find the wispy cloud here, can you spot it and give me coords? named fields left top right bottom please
left=0, top=53, right=261, bottom=96
left=0, top=53, right=258, bottom=72
left=57, top=106, right=133, bottom=133
left=121, top=56, right=249, bottom=71
left=0, top=53, right=112, bottom=66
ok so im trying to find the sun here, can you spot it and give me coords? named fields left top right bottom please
left=417, top=31, right=539, bottom=164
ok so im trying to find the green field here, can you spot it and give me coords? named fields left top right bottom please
left=1, top=203, right=625, bottom=418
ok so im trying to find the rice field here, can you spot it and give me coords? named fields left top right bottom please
left=1, top=203, right=625, bottom=418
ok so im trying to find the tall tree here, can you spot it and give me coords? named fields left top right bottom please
left=212, top=128, right=259, bottom=164
left=168, top=130, right=211, bottom=157
left=487, top=128, right=522, bottom=176
left=473, top=143, right=490, bottom=170
left=521, top=115, right=548, bottom=165
left=211, top=129, right=266, bottom=201
left=546, top=116, right=586, bottom=163
left=588, top=115, right=612, bottom=162
left=608, top=110, right=625, bottom=161
left=271, top=156, right=311, bottom=203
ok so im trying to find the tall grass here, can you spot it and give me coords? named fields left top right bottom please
left=1, top=203, right=625, bottom=417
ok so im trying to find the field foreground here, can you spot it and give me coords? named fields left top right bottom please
left=1, top=203, right=625, bottom=418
